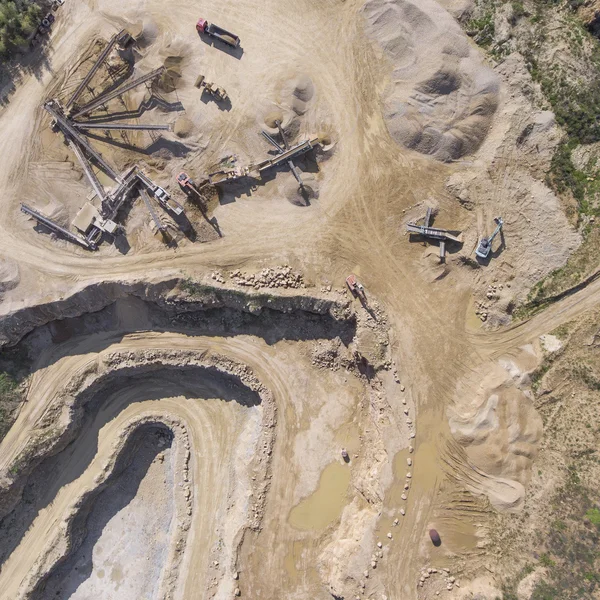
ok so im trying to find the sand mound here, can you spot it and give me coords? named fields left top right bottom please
left=261, top=108, right=298, bottom=139
left=0, top=258, right=19, bottom=293
left=449, top=348, right=542, bottom=511
left=264, top=110, right=284, bottom=129
left=292, top=75, right=315, bottom=102
left=419, top=247, right=448, bottom=281
left=173, top=117, right=193, bottom=138
left=362, top=0, right=499, bottom=161
left=284, top=177, right=318, bottom=206
left=292, top=97, right=308, bottom=116
left=276, top=75, right=316, bottom=116
left=161, top=39, right=190, bottom=63
left=317, top=140, right=337, bottom=159
left=157, top=62, right=182, bottom=93
left=132, top=19, right=158, bottom=48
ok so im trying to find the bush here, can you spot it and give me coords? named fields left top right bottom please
left=584, top=507, right=600, bottom=526
left=0, top=0, right=42, bottom=58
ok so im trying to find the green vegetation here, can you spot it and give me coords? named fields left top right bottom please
left=573, top=363, right=600, bottom=391
left=550, top=322, right=572, bottom=339
left=0, top=371, right=21, bottom=441
left=518, top=5, right=600, bottom=218
left=0, top=0, right=43, bottom=58
left=179, top=278, right=280, bottom=306
left=531, top=366, right=548, bottom=391
left=466, top=9, right=496, bottom=48
left=585, top=508, right=600, bottom=526
left=501, top=465, right=600, bottom=599
left=0, top=348, right=29, bottom=443
left=465, top=0, right=600, bottom=309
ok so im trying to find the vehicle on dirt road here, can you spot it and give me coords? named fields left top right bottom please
left=346, top=274, right=367, bottom=305
left=41, top=13, right=55, bottom=29
left=195, top=75, right=229, bottom=102
left=196, top=18, right=240, bottom=48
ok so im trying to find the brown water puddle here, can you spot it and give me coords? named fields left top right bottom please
left=288, top=461, right=351, bottom=531
left=465, top=294, right=483, bottom=332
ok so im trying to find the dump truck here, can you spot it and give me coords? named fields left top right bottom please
left=196, top=18, right=240, bottom=48
left=195, top=75, right=229, bottom=102
left=346, top=274, right=367, bottom=305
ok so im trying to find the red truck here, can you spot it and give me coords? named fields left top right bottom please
left=196, top=18, right=240, bottom=48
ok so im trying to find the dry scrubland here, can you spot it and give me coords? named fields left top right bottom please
left=0, top=0, right=597, bottom=599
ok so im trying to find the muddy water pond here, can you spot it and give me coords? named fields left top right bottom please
left=288, top=461, right=351, bottom=531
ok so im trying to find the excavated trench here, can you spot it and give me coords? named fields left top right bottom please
left=0, top=367, right=260, bottom=570
left=30, top=423, right=176, bottom=600
left=0, top=277, right=369, bottom=599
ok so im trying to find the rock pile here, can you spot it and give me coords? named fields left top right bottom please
left=227, top=266, right=305, bottom=290
left=418, top=566, right=460, bottom=593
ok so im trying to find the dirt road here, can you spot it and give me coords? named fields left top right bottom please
left=0, top=0, right=596, bottom=598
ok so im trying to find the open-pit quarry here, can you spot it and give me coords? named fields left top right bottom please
left=0, top=0, right=597, bottom=599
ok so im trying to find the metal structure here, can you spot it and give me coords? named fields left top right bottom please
left=195, top=75, right=229, bottom=102
left=140, top=188, right=169, bottom=239
left=136, top=170, right=184, bottom=216
left=475, top=217, right=503, bottom=259
left=25, top=35, right=185, bottom=251
left=66, top=138, right=108, bottom=203
left=65, top=30, right=124, bottom=109
left=71, top=66, right=165, bottom=119
left=73, top=122, right=171, bottom=131
left=346, top=274, right=367, bottom=305
left=45, top=100, right=121, bottom=181
left=406, top=207, right=463, bottom=260
left=21, top=204, right=96, bottom=250
left=257, top=124, right=319, bottom=188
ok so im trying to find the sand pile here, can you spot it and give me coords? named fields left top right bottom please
left=173, top=117, right=193, bottom=138
left=362, top=0, right=499, bottom=161
left=261, top=108, right=299, bottom=139
left=449, top=349, right=543, bottom=512
left=290, top=75, right=315, bottom=115
left=263, top=110, right=284, bottom=129
left=284, top=177, right=318, bottom=206
left=127, top=19, right=158, bottom=49
left=156, top=57, right=182, bottom=93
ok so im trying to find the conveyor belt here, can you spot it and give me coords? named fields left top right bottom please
left=257, top=138, right=318, bottom=172
left=20, top=203, right=95, bottom=250
left=65, top=31, right=124, bottom=109
left=73, top=122, right=171, bottom=131
left=44, top=101, right=121, bottom=182
left=67, top=138, right=107, bottom=202
left=405, top=223, right=463, bottom=243
left=71, top=66, right=165, bottom=119
left=140, top=188, right=166, bottom=232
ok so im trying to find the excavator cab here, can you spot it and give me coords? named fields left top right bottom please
left=475, top=217, right=503, bottom=259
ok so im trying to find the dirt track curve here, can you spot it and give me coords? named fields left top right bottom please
left=0, top=0, right=597, bottom=598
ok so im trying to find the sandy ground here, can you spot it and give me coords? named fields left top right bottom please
left=0, top=0, right=596, bottom=598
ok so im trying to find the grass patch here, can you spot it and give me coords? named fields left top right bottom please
left=585, top=508, right=600, bottom=526
left=573, top=363, right=600, bottom=391
left=501, top=464, right=600, bottom=599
